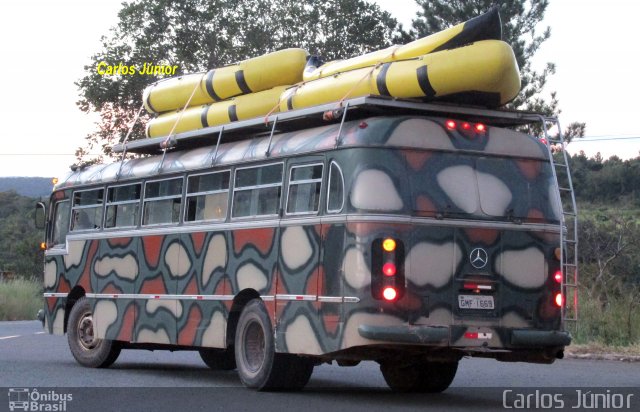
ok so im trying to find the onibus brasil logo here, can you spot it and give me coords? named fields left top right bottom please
left=8, top=388, right=72, bottom=411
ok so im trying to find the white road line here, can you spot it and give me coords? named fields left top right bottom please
left=34, top=332, right=45, bottom=335
left=0, top=335, right=20, bottom=340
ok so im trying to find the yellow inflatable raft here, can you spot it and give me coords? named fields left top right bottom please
left=282, top=40, right=520, bottom=111
left=146, top=86, right=287, bottom=138
left=303, top=7, right=501, bottom=81
left=143, top=48, right=308, bottom=114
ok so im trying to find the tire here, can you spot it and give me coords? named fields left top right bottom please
left=67, top=297, right=121, bottom=368
left=380, top=360, right=458, bottom=393
left=199, top=348, right=236, bottom=370
left=234, top=299, right=313, bottom=391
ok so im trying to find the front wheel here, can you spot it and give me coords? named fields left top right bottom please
left=67, top=297, right=120, bottom=368
left=234, top=299, right=313, bottom=390
left=380, top=360, right=458, bottom=392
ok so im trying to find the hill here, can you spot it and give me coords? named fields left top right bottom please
left=0, top=177, right=53, bottom=198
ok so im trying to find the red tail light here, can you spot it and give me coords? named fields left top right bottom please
left=554, top=271, right=562, bottom=283
left=554, top=293, right=564, bottom=307
left=382, top=262, right=396, bottom=277
left=382, top=287, right=397, bottom=301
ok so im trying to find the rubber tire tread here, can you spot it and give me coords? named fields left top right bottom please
left=199, top=348, right=237, bottom=370
left=234, top=299, right=313, bottom=391
left=67, top=297, right=121, bottom=368
left=380, top=360, right=458, bottom=393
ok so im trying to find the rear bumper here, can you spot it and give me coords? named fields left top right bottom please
left=358, top=324, right=571, bottom=348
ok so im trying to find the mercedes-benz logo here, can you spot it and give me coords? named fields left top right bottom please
left=469, top=247, right=488, bottom=269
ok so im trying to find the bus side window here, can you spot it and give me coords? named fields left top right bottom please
left=327, top=161, right=344, bottom=213
left=232, top=163, right=283, bottom=218
left=286, top=163, right=323, bottom=215
left=105, top=183, right=141, bottom=228
left=71, top=188, right=104, bottom=231
left=142, top=177, right=183, bottom=226
left=51, top=200, right=70, bottom=246
left=185, top=170, right=230, bottom=222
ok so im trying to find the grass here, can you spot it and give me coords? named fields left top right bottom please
left=0, top=278, right=42, bottom=321
left=569, top=291, right=640, bottom=347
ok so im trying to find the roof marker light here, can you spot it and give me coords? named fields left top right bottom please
left=475, top=123, right=486, bottom=133
left=445, top=120, right=456, bottom=130
left=462, top=122, right=471, bottom=130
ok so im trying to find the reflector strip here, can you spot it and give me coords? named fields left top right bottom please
left=464, top=332, right=492, bottom=339
left=462, top=283, right=493, bottom=290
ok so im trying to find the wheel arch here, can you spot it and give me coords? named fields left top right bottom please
left=64, top=286, right=86, bottom=334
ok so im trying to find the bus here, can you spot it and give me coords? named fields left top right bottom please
left=38, top=97, right=575, bottom=391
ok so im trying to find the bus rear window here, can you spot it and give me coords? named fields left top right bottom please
left=410, top=153, right=558, bottom=223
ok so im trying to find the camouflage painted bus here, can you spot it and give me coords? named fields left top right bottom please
left=40, top=102, right=572, bottom=392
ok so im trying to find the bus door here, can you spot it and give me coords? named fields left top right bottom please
left=276, top=156, right=325, bottom=354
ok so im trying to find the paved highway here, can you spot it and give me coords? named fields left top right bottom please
left=1, top=321, right=638, bottom=412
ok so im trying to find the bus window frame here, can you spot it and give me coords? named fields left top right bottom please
left=231, top=162, right=284, bottom=220
left=285, top=162, right=324, bottom=216
left=70, top=187, right=105, bottom=232
left=326, top=161, right=345, bottom=214
left=142, top=176, right=185, bottom=227
left=184, top=169, right=231, bottom=224
left=104, top=182, right=143, bottom=230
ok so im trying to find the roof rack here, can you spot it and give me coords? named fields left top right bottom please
left=112, top=95, right=546, bottom=155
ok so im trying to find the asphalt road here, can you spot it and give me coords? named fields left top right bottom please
left=1, top=321, right=639, bottom=412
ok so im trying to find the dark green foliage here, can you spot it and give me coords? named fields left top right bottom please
left=0, top=191, right=44, bottom=279
left=0, top=177, right=53, bottom=199
left=76, top=0, right=400, bottom=162
left=570, top=152, right=640, bottom=205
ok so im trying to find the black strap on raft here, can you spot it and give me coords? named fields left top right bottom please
left=375, top=63, right=393, bottom=96
left=200, top=106, right=210, bottom=128
left=416, top=66, right=436, bottom=98
left=235, top=70, right=252, bottom=94
left=228, top=105, right=239, bottom=122
left=205, top=70, right=222, bottom=101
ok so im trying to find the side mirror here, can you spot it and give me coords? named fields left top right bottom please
left=35, top=202, right=47, bottom=229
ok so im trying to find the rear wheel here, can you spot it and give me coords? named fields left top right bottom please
left=234, top=299, right=313, bottom=390
left=67, top=297, right=121, bottom=368
left=199, top=348, right=236, bottom=370
left=380, top=360, right=458, bottom=392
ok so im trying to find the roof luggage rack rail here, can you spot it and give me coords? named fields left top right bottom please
left=112, top=96, right=552, bottom=155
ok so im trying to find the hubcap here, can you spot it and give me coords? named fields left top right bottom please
left=243, top=320, right=265, bottom=372
left=77, top=312, right=97, bottom=350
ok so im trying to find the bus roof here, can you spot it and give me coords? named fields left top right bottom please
left=54, top=113, right=548, bottom=191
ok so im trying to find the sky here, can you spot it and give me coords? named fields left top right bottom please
left=0, top=0, right=638, bottom=178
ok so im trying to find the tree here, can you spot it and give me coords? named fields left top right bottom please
left=411, top=0, right=585, bottom=141
left=75, top=0, right=399, bottom=163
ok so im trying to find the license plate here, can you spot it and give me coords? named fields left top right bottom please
left=458, top=295, right=494, bottom=310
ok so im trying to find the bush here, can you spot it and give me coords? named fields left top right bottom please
left=572, top=291, right=640, bottom=346
left=0, top=278, right=42, bottom=321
